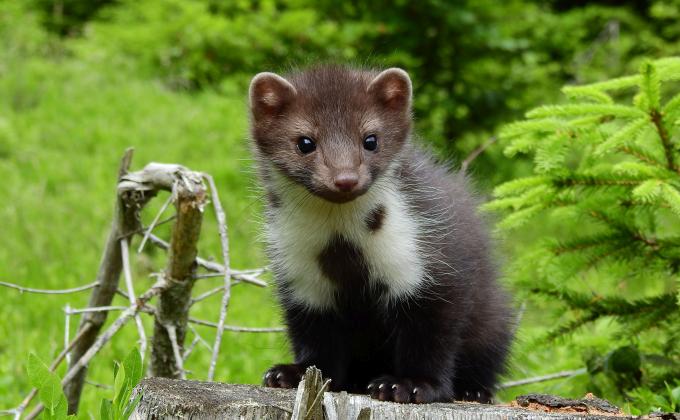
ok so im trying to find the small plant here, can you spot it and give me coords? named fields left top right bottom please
left=486, top=57, right=680, bottom=401
left=27, top=349, right=142, bottom=420
left=100, top=349, right=144, bottom=420
left=27, top=354, right=74, bottom=420
left=626, top=381, right=680, bottom=415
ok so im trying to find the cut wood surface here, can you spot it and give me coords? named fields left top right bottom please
left=132, top=377, right=634, bottom=420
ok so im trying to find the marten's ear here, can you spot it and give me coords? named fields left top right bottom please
left=367, top=68, right=412, bottom=112
left=249, top=72, right=297, bottom=120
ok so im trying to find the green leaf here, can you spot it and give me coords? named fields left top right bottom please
left=562, top=85, right=613, bottom=104
left=499, top=119, right=564, bottom=138
left=577, top=74, right=641, bottom=92
left=640, top=61, right=661, bottom=110
left=663, top=93, right=680, bottom=115
left=526, top=104, right=645, bottom=119
left=611, top=162, right=665, bottom=178
left=492, top=176, right=550, bottom=198
left=670, top=384, right=680, bottom=406
left=27, top=353, right=50, bottom=389
left=27, top=354, right=67, bottom=416
left=123, top=349, right=143, bottom=387
left=594, top=118, right=649, bottom=156
left=632, top=180, right=663, bottom=203
left=660, top=184, right=680, bottom=216
left=100, top=399, right=113, bottom=420
left=504, top=134, right=539, bottom=157
left=122, top=392, right=143, bottom=419
left=113, top=361, right=127, bottom=409
left=496, top=204, right=544, bottom=230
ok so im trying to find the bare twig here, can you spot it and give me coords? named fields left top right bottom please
left=188, top=324, right=213, bottom=352
left=499, top=368, right=587, bottom=389
left=27, top=279, right=166, bottom=420
left=65, top=306, right=130, bottom=314
left=189, top=317, right=285, bottom=333
left=120, top=215, right=177, bottom=240
left=65, top=148, right=145, bottom=413
left=64, top=304, right=71, bottom=365
left=191, top=285, right=227, bottom=305
left=121, top=239, right=148, bottom=361
left=164, top=324, right=186, bottom=380
left=138, top=194, right=173, bottom=253
left=461, top=136, right=497, bottom=172
left=0, top=281, right=98, bottom=294
left=13, top=324, right=93, bottom=419
left=204, top=174, right=232, bottom=381
left=183, top=336, right=200, bottom=361
left=147, top=233, right=268, bottom=287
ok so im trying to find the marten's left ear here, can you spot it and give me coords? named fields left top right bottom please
left=249, top=72, right=297, bottom=121
left=367, top=68, right=412, bottom=112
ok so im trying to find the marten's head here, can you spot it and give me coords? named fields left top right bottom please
left=249, top=65, right=412, bottom=203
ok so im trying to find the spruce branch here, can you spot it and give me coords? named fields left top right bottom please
left=553, top=176, right=642, bottom=187
left=489, top=59, right=680, bottom=391
left=650, top=108, right=677, bottom=172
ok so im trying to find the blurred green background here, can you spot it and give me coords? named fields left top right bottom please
left=1, top=0, right=679, bottom=417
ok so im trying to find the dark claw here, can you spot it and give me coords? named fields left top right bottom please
left=262, top=364, right=304, bottom=389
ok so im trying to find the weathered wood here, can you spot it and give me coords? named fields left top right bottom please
left=65, top=149, right=150, bottom=414
left=291, top=367, right=328, bottom=420
left=147, top=166, right=206, bottom=378
left=132, top=378, right=294, bottom=419
left=132, top=377, right=634, bottom=420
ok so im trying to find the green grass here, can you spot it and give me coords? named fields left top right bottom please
left=0, top=3, right=639, bottom=417
left=0, top=8, right=289, bottom=415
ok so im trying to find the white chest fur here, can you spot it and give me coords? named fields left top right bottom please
left=265, top=170, right=426, bottom=310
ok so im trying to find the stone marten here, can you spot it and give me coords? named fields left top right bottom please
left=248, top=65, right=513, bottom=404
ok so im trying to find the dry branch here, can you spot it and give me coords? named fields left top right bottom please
left=121, top=239, right=148, bottom=360
left=138, top=194, right=173, bottom=253
left=149, top=165, right=206, bottom=378
left=461, top=136, right=497, bottom=172
left=5, top=152, right=282, bottom=418
left=64, top=148, right=149, bottom=414
left=500, top=368, right=588, bottom=389
left=146, top=232, right=268, bottom=287
left=204, top=174, right=232, bottom=381
left=0, top=281, right=98, bottom=294
left=188, top=317, right=285, bottom=333
left=27, top=279, right=167, bottom=420
left=164, top=324, right=186, bottom=380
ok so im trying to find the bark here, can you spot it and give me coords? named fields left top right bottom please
left=132, top=375, right=634, bottom=420
left=148, top=168, right=206, bottom=378
left=65, top=149, right=152, bottom=413
left=64, top=154, right=206, bottom=412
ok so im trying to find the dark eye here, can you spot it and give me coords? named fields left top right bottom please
left=297, top=136, right=316, bottom=154
left=363, top=135, right=378, bottom=151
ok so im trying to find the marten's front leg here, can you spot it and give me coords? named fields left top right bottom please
left=367, top=303, right=458, bottom=403
left=263, top=302, right=349, bottom=390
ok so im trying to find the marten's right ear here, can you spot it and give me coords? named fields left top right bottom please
left=249, top=72, right=297, bottom=121
left=367, top=68, right=412, bottom=113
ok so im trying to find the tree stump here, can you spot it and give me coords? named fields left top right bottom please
left=132, top=377, right=633, bottom=420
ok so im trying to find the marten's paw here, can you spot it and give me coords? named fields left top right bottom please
left=262, top=364, right=305, bottom=388
left=367, top=376, right=441, bottom=403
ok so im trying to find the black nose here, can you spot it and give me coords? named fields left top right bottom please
left=334, top=173, right=359, bottom=192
